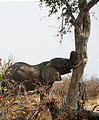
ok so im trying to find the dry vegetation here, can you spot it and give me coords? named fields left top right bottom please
left=50, top=76, right=99, bottom=112
left=0, top=75, right=99, bottom=120
left=84, top=78, right=99, bottom=112
left=0, top=60, right=99, bottom=119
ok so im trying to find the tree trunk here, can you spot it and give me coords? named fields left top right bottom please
left=67, top=11, right=91, bottom=108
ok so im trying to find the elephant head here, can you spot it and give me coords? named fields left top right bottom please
left=69, top=51, right=79, bottom=67
left=46, top=51, right=79, bottom=75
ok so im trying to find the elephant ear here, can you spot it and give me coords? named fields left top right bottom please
left=41, top=66, right=61, bottom=87
left=69, top=51, right=78, bottom=66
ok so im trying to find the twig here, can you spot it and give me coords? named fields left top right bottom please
left=92, top=105, right=99, bottom=112
left=27, top=107, right=42, bottom=120
left=12, top=102, right=29, bottom=109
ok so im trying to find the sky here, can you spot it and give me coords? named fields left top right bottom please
left=0, top=0, right=99, bottom=78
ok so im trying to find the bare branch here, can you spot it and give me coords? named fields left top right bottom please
left=92, top=105, right=99, bottom=112
left=27, top=108, right=42, bottom=120
left=84, top=0, right=99, bottom=12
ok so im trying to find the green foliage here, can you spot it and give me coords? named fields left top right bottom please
left=0, top=60, right=12, bottom=95
left=39, top=0, right=80, bottom=39
left=40, top=0, right=79, bottom=18
left=40, top=0, right=96, bottom=40
left=0, top=61, right=12, bottom=80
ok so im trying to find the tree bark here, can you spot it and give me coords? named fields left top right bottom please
left=67, top=10, right=91, bottom=108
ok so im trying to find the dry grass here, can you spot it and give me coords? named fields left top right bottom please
left=84, top=78, right=99, bottom=112
left=50, top=76, right=99, bottom=112
left=85, top=96, right=99, bottom=112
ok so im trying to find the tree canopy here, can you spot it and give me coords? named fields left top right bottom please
left=40, top=0, right=99, bottom=37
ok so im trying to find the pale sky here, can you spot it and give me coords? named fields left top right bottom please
left=0, top=1, right=99, bottom=78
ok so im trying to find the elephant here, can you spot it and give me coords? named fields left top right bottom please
left=1, top=51, right=79, bottom=93
left=46, top=51, right=78, bottom=75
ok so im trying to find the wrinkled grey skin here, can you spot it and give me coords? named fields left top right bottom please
left=9, top=61, right=49, bottom=91
left=1, top=51, right=78, bottom=92
left=47, top=51, right=78, bottom=75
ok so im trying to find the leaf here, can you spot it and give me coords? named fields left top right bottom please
left=51, top=97, right=55, bottom=102
left=0, top=96, right=3, bottom=99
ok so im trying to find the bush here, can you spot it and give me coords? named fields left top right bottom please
left=85, top=77, right=99, bottom=100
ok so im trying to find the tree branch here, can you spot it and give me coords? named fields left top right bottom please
left=84, top=0, right=99, bottom=12
left=75, top=0, right=98, bottom=34
left=64, top=1, right=82, bottom=33
left=65, top=2, right=76, bottom=25
left=78, top=0, right=99, bottom=23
